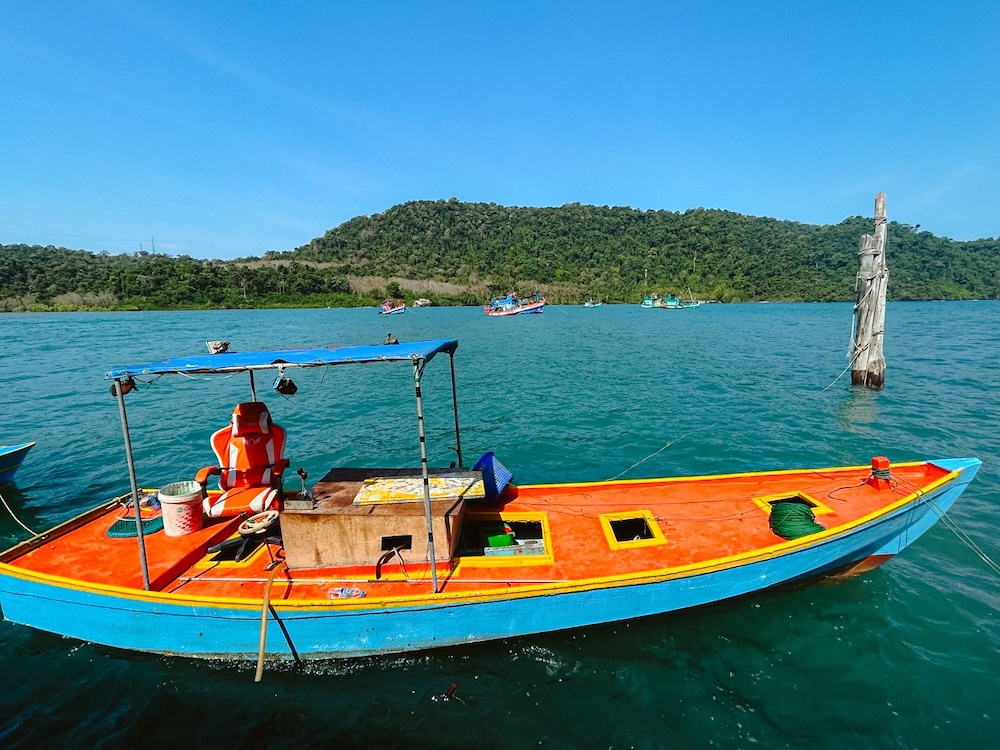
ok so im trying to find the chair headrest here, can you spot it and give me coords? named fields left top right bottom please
left=231, top=402, right=272, bottom=436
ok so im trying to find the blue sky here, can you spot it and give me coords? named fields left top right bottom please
left=2, top=1, right=998, bottom=260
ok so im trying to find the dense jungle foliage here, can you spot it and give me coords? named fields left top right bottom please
left=3, top=200, right=998, bottom=311
left=0, top=248, right=367, bottom=311
left=287, top=200, right=1000, bottom=303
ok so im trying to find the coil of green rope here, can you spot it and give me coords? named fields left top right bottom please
left=769, top=501, right=826, bottom=540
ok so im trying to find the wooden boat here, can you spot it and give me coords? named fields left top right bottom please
left=0, top=442, right=35, bottom=484
left=484, top=293, right=545, bottom=316
left=378, top=299, right=406, bottom=315
left=0, top=340, right=981, bottom=664
left=642, top=293, right=699, bottom=309
left=661, top=291, right=701, bottom=309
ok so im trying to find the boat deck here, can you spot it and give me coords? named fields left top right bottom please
left=2, top=461, right=950, bottom=603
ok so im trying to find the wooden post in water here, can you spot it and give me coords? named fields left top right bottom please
left=851, top=192, right=888, bottom=389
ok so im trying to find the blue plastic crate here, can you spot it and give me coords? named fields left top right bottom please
left=472, top=451, right=513, bottom=501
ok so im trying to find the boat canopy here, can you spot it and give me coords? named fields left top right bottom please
left=103, top=338, right=463, bottom=595
left=106, top=340, right=460, bottom=379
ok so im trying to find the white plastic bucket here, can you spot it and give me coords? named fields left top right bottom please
left=158, top=480, right=204, bottom=537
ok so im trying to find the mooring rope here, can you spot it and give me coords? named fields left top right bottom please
left=606, top=278, right=896, bottom=480
left=936, top=512, right=1000, bottom=577
left=606, top=341, right=882, bottom=480
left=847, top=264, right=885, bottom=369
left=0, top=489, right=37, bottom=537
left=890, top=475, right=1000, bottom=578
left=605, top=418, right=728, bottom=481
left=819, top=343, right=867, bottom=393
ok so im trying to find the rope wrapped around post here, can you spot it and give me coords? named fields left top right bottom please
left=851, top=193, right=888, bottom=389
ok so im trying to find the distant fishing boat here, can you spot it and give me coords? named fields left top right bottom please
left=413, top=298, right=432, bottom=307
left=583, top=299, right=603, bottom=308
left=0, top=442, right=34, bottom=484
left=483, top=292, right=545, bottom=316
left=661, top=292, right=700, bottom=309
left=0, top=340, right=981, bottom=667
left=378, top=300, right=406, bottom=315
left=642, top=292, right=700, bottom=309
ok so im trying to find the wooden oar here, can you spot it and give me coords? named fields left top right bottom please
left=254, top=560, right=282, bottom=683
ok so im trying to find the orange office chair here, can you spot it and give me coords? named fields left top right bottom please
left=195, top=401, right=289, bottom=518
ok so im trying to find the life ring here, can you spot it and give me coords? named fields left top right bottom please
left=238, top=509, right=279, bottom=536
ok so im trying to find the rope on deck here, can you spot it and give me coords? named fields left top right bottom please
left=768, top=501, right=826, bottom=540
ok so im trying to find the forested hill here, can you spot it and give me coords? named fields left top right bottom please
left=284, top=200, right=1000, bottom=302
left=3, top=200, right=999, bottom=311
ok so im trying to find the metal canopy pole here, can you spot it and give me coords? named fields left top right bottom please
left=249, top=370, right=257, bottom=401
left=114, top=378, right=151, bottom=591
left=448, top=352, right=463, bottom=468
left=412, top=358, right=439, bottom=593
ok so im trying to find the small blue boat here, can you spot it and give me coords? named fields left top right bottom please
left=0, top=442, right=35, bottom=484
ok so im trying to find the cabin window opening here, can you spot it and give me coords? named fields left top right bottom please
left=609, top=517, right=654, bottom=543
left=381, top=535, right=412, bottom=551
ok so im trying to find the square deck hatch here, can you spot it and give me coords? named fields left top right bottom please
left=599, top=510, right=666, bottom=550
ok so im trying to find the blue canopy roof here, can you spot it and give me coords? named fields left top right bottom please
left=106, top=339, right=459, bottom=378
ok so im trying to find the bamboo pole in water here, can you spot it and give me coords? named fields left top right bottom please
left=851, top=192, right=888, bottom=389
left=254, top=562, right=280, bottom=683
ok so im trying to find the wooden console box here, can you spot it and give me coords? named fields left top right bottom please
left=280, top=467, right=478, bottom=570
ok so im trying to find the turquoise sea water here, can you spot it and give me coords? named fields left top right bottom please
left=1, top=302, right=998, bottom=748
